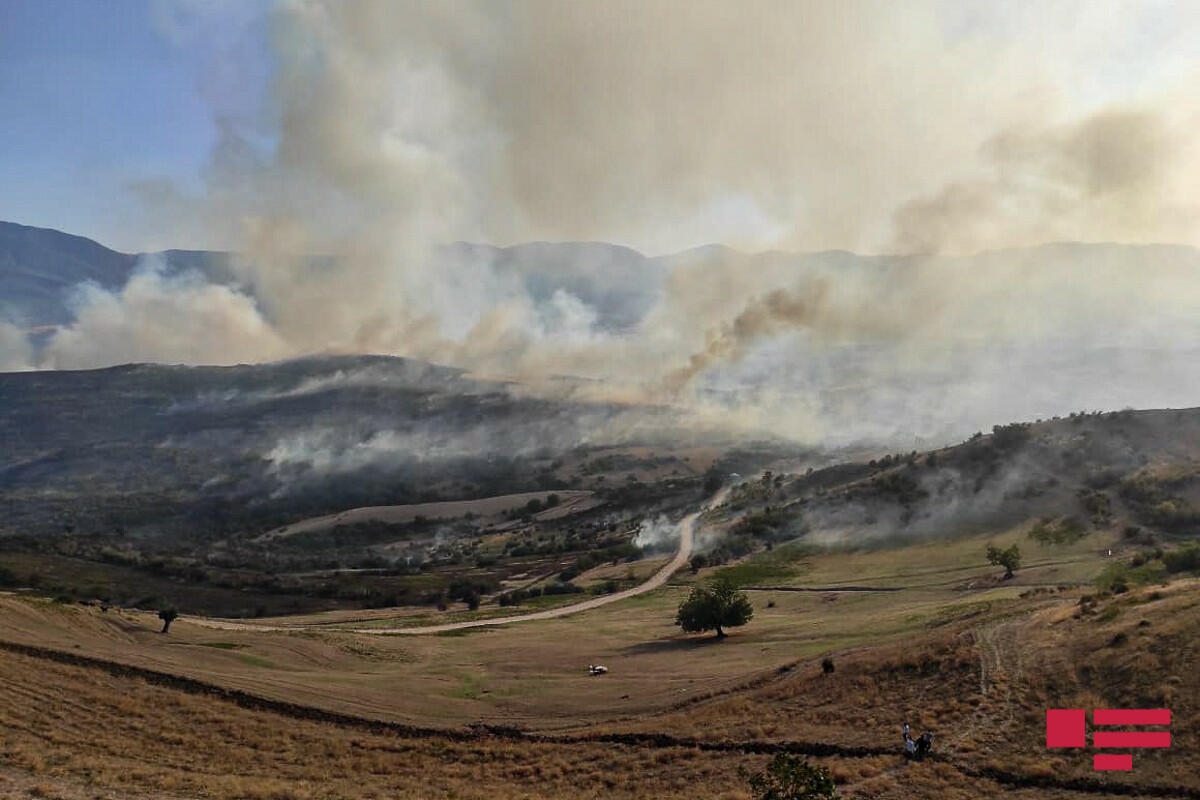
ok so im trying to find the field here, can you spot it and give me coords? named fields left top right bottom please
left=1, top=524, right=1197, bottom=799
left=4, top=403, right=1200, bottom=797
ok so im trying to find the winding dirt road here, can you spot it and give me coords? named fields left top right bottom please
left=185, top=493, right=721, bottom=636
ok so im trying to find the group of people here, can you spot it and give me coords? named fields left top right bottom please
left=902, top=723, right=933, bottom=760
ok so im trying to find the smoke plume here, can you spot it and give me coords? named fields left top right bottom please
left=5, top=1, right=1200, bottom=447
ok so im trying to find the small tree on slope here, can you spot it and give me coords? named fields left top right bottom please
left=986, top=544, right=1021, bottom=579
left=675, top=578, right=753, bottom=638
left=158, top=607, right=178, bottom=634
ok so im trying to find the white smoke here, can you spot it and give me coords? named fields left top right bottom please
left=7, top=1, right=1200, bottom=449
left=40, top=257, right=288, bottom=370
left=633, top=515, right=678, bottom=551
left=0, top=321, right=34, bottom=372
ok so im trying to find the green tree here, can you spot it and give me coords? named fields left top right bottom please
left=158, top=607, right=178, bottom=634
left=675, top=578, right=753, bottom=638
left=746, top=754, right=838, bottom=800
left=986, top=544, right=1021, bottom=579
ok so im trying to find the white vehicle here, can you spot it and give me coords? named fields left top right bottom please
left=587, top=664, right=609, bottom=676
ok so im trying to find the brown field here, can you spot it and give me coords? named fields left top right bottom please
left=1, top=531, right=1196, bottom=799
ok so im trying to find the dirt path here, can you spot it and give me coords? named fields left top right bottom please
left=186, top=490, right=725, bottom=636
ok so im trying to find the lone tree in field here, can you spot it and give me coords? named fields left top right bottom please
left=746, top=754, right=838, bottom=800
left=986, top=544, right=1021, bottom=579
left=158, top=607, right=178, bottom=634
left=676, top=578, right=753, bottom=639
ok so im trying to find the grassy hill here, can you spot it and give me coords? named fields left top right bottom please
left=718, top=407, right=1200, bottom=552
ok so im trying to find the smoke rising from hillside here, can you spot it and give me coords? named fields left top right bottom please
left=4, top=1, right=1200, bottom=445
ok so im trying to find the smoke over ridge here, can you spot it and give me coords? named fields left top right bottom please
left=3, top=1, right=1200, bottom=445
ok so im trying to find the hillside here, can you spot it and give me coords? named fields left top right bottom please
left=0, top=220, right=236, bottom=327
left=0, top=354, right=711, bottom=539
left=725, top=408, right=1200, bottom=552
left=0, top=566, right=1196, bottom=799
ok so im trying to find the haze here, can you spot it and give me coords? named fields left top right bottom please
left=2, top=0, right=1198, bottom=445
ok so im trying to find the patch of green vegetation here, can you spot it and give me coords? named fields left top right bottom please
left=871, top=470, right=928, bottom=506
left=1118, top=471, right=1200, bottom=534
left=448, top=672, right=487, bottom=700
left=1028, top=516, right=1088, bottom=546
left=1095, top=559, right=1167, bottom=594
left=925, top=599, right=996, bottom=628
left=192, top=641, right=244, bottom=650
left=1076, top=489, right=1113, bottom=526
left=434, top=625, right=507, bottom=638
left=1163, top=542, right=1200, bottom=574
left=237, top=654, right=274, bottom=669
left=713, top=543, right=811, bottom=587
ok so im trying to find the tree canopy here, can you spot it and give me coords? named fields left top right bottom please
left=675, top=578, right=753, bottom=638
left=158, top=607, right=178, bottom=634
left=986, top=543, right=1021, bottom=579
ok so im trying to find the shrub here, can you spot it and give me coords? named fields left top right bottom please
left=991, top=422, right=1031, bottom=451
left=745, top=754, right=838, bottom=800
left=1029, top=516, right=1089, bottom=546
left=1163, top=543, right=1200, bottom=574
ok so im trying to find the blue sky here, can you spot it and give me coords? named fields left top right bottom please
left=1, top=1, right=1196, bottom=256
left=0, top=0, right=270, bottom=251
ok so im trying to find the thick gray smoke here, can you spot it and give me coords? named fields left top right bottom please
left=4, top=1, right=1200, bottom=447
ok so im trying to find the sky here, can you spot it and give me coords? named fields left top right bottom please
left=1, top=1, right=1198, bottom=446
left=0, top=0, right=1197, bottom=256
left=0, top=0, right=271, bottom=252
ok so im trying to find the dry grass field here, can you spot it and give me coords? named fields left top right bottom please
left=1, top=531, right=1196, bottom=799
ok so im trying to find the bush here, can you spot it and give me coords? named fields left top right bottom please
left=542, top=581, right=583, bottom=596
left=991, top=422, right=1031, bottom=451
left=745, top=754, right=838, bottom=800
left=1028, top=517, right=1088, bottom=546
left=1163, top=543, right=1200, bottom=574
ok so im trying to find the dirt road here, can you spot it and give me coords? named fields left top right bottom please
left=185, top=492, right=722, bottom=636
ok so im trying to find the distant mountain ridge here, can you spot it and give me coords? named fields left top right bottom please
left=0, top=221, right=672, bottom=333
left=0, top=220, right=237, bottom=327
left=9, top=219, right=1200, bottom=338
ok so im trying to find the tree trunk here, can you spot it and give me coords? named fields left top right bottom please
left=161, top=620, right=172, bottom=634
left=715, top=625, right=726, bottom=639
left=1004, top=567, right=1014, bottom=580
